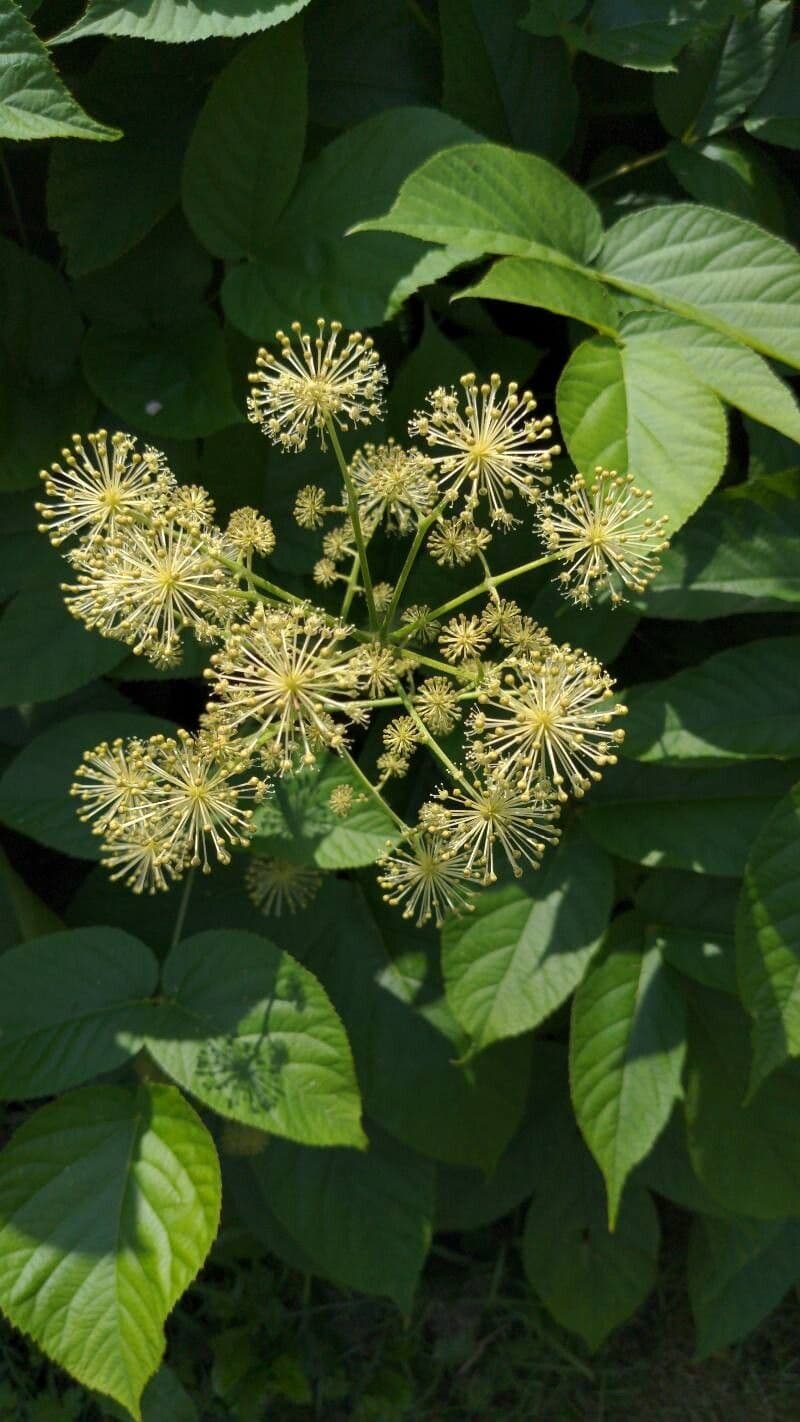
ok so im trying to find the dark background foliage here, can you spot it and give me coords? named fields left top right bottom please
left=2, top=0, right=800, bottom=1417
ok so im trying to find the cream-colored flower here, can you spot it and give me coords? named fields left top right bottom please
left=434, top=775, right=561, bottom=883
left=36, top=430, right=166, bottom=546
left=377, top=833, right=476, bottom=926
left=539, top=470, right=669, bottom=605
left=226, top=507, right=276, bottom=558
left=349, top=439, right=437, bottom=534
left=414, top=676, right=461, bottom=735
left=247, top=320, right=386, bottom=451
left=245, top=856, right=322, bottom=915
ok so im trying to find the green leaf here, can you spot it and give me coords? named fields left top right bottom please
left=0, top=585, right=129, bottom=708
left=439, top=0, right=577, bottom=159
left=355, top=139, right=603, bottom=264
left=73, top=212, right=213, bottom=329
left=460, top=256, right=619, bottom=335
left=522, top=1102, right=659, bottom=1350
left=564, top=0, right=709, bottom=72
left=556, top=332, right=727, bottom=531
left=619, top=309, right=800, bottom=442
left=583, top=758, right=800, bottom=875
left=0, top=373, right=95, bottom=494
left=689, top=1214, right=800, bottom=1359
left=145, top=929, right=366, bottom=1149
left=570, top=914, right=687, bottom=1227
left=252, top=756, right=400, bottom=869
left=635, top=869, right=738, bottom=993
left=745, top=40, right=800, bottom=149
left=0, top=0, right=119, bottom=140
left=229, top=1124, right=433, bottom=1310
left=435, top=1043, right=564, bottom=1231
left=182, top=24, right=306, bottom=261
left=82, top=310, right=240, bottom=439
left=685, top=985, right=800, bottom=1218
left=54, top=0, right=311, bottom=44
left=46, top=45, right=197, bottom=278
left=0, top=927, right=158, bottom=1097
left=441, top=832, right=613, bottom=1053
left=640, top=472, right=800, bottom=620
left=0, top=234, right=82, bottom=382
left=737, top=782, right=800, bottom=1094
left=624, top=638, right=800, bottom=765
left=666, top=137, right=788, bottom=234
left=0, top=710, right=174, bottom=858
left=0, top=1083, right=220, bottom=1420
left=634, top=1106, right=729, bottom=1215
left=599, top=204, right=800, bottom=371
left=280, top=880, right=532, bottom=1171
left=0, top=844, right=62, bottom=947
left=305, top=0, right=438, bottom=130
left=654, top=1, right=791, bottom=139
left=222, top=107, right=479, bottom=337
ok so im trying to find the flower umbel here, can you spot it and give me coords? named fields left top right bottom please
left=434, top=775, right=561, bottom=883
left=377, top=833, right=476, bottom=927
left=247, top=320, right=387, bottom=451
left=246, top=856, right=322, bottom=916
left=539, top=469, right=670, bottom=605
left=410, top=373, right=559, bottom=524
left=36, top=430, right=165, bottom=546
left=469, top=647, right=627, bottom=799
left=349, top=439, right=437, bottom=535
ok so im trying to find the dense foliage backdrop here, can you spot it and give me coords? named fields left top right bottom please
left=2, top=0, right=800, bottom=1417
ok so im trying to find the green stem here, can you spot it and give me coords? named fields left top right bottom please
left=381, top=497, right=450, bottom=634
left=325, top=417, right=377, bottom=629
left=340, top=748, right=410, bottom=834
left=340, top=551, right=362, bottom=619
left=585, top=147, right=667, bottom=191
left=212, top=549, right=299, bottom=606
left=396, top=686, right=467, bottom=786
left=392, top=552, right=560, bottom=638
left=171, top=868, right=195, bottom=948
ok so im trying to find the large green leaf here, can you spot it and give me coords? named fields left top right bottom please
left=82, top=309, right=240, bottom=439
left=640, top=472, right=800, bottom=619
left=0, top=0, right=119, bottom=140
left=0, top=235, right=82, bottom=382
left=618, top=310, right=800, bottom=442
left=229, top=1124, right=433, bottom=1311
left=737, top=782, right=800, bottom=1094
left=685, top=985, right=800, bottom=1218
left=54, top=0, right=311, bottom=44
left=0, top=843, right=63, bottom=947
left=522, top=1101, right=659, bottom=1350
left=556, top=332, right=728, bottom=531
left=181, top=24, right=306, bottom=261
left=634, top=1106, right=729, bottom=1216
left=744, top=40, right=800, bottom=150
left=252, top=755, right=400, bottom=869
left=355, top=140, right=604, bottom=264
left=441, top=832, right=613, bottom=1053
left=666, top=137, right=788, bottom=234
left=0, top=710, right=174, bottom=858
left=276, top=880, right=532, bottom=1172
left=0, top=584, right=128, bottom=707
left=599, top=204, right=800, bottom=371
left=0, top=1084, right=220, bottom=1420
left=563, top=0, right=713, bottom=71
left=439, top=0, right=577, bottom=158
left=583, top=758, right=800, bottom=876
left=46, top=45, right=198, bottom=278
left=305, top=0, right=438, bottom=129
left=624, top=638, right=800, bottom=765
left=0, top=927, right=158, bottom=1097
left=222, top=107, right=478, bottom=336
left=145, top=930, right=366, bottom=1149
left=460, top=256, right=619, bottom=336
left=634, top=868, right=738, bottom=994
left=570, top=914, right=687, bottom=1227
left=689, top=1214, right=800, bottom=1359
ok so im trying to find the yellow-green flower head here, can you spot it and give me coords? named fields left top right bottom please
left=413, top=676, right=462, bottom=735
left=427, top=515, right=492, bottom=568
left=247, top=319, right=387, bottom=452
left=468, top=645, right=627, bottom=800
left=432, top=775, right=561, bottom=884
left=204, top=603, right=366, bottom=771
left=349, top=438, right=437, bottom=535
left=70, top=736, right=149, bottom=834
left=225, top=507, right=276, bottom=558
left=538, top=469, right=669, bottom=606
left=35, top=430, right=168, bottom=546
left=245, top=856, right=322, bottom=916
left=62, top=520, right=237, bottom=668
left=294, top=484, right=329, bottom=530
left=377, top=832, right=476, bottom=927
left=409, top=373, right=560, bottom=525
left=439, top=613, right=490, bottom=664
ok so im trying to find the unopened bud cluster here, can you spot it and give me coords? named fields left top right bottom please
left=35, top=321, right=669, bottom=922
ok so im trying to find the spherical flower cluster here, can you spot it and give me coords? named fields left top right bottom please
left=36, top=321, right=668, bottom=929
